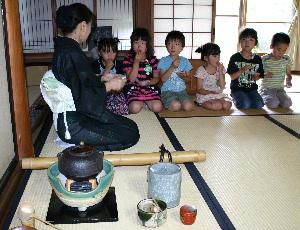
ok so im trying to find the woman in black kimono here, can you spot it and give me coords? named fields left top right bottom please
left=47, top=3, right=139, bottom=151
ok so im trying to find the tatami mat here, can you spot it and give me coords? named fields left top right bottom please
left=159, top=93, right=300, bottom=118
left=10, top=110, right=220, bottom=230
left=268, top=114, right=300, bottom=136
left=38, top=110, right=176, bottom=157
left=165, top=116, right=300, bottom=229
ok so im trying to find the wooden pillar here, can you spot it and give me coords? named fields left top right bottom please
left=134, top=0, right=153, bottom=35
left=4, top=0, right=34, bottom=159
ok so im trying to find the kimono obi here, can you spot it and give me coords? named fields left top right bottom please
left=40, top=70, right=76, bottom=139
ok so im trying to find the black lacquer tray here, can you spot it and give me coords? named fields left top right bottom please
left=46, top=187, right=118, bottom=224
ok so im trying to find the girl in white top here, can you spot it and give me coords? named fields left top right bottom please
left=194, top=43, right=232, bottom=110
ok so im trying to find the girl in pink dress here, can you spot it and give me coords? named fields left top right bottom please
left=123, top=28, right=163, bottom=114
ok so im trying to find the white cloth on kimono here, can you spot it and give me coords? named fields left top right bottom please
left=40, top=70, right=76, bottom=139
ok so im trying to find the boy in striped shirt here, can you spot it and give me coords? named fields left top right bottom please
left=260, top=32, right=293, bottom=108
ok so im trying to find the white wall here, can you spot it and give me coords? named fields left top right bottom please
left=0, top=14, right=15, bottom=178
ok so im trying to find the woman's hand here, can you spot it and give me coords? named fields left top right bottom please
left=101, top=73, right=113, bottom=82
left=105, top=75, right=126, bottom=92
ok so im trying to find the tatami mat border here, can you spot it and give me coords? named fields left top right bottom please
left=264, top=115, right=300, bottom=139
left=155, top=113, right=235, bottom=230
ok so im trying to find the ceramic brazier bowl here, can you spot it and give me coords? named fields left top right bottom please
left=47, top=159, right=114, bottom=211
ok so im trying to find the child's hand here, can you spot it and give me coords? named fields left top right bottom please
left=251, top=73, right=261, bottom=81
left=217, top=62, right=225, bottom=72
left=135, top=51, right=144, bottom=62
left=265, top=72, right=273, bottom=78
left=177, top=71, right=190, bottom=78
left=286, top=77, right=292, bottom=88
left=241, top=65, right=251, bottom=73
left=172, top=57, right=180, bottom=68
left=209, top=90, right=219, bottom=94
left=136, top=79, right=150, bottom=86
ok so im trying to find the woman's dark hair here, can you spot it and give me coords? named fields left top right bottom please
left=271, top=32, right=290, bottom=47
left=165, top=30, right=185, bottom=47
left=97, top=38, right=119, bottom=54
left=239, top=28, right=258, bottom=45
left=56, top=3, right=94, bottom=35
left=195, top=43, right=221, bottom=61
left=129, top=28, right=154, bottom=57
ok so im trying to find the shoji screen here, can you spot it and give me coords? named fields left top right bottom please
left=19, top=0, right=133, bottom=53
left=246, top=0, right=295, bottom=52
left=19, top=0, right=54, bottom=53
left=97, top=0, right=133, bottom=50
left=215, top=0, right=240, bottom=66
left=153, top=0, right=213, bottom=59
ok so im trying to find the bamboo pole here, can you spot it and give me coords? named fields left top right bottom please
left=22, top=150, right=206, bottom=169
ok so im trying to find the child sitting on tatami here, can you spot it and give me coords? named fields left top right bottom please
left=194, top=43, right=232, bottom=110
left=158, top=30, right=194, bottom=112
left=260, top=32, right=293, bottom=108
left=227, top=28, right=264, bottom=109
left=92, top=37, right=129, bottom=115
left=123, top=28, right=163, bottom=114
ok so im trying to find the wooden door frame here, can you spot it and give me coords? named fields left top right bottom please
left=3, top=0, right=34, bottom=159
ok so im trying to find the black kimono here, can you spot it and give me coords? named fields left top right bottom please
left=52, top=36, right=139, bottom=151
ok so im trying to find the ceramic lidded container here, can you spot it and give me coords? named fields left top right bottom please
left=148, top=162, right=182, bottom=208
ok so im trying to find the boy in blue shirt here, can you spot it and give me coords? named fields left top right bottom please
left=158, top=30, right=194, bottom=111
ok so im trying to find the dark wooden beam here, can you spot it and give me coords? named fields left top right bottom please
left=134, top=0, right=153, bottom=34
left=51, top=0, right=58, bottom=37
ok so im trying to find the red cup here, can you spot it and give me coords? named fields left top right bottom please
left=180, top=205, right=197, bottom=225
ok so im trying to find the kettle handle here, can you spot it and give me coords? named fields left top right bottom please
left=159, top=144, right=172, bottom=163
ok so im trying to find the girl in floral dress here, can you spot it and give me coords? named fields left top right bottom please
left=195, top=43, right=232, bottom=110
